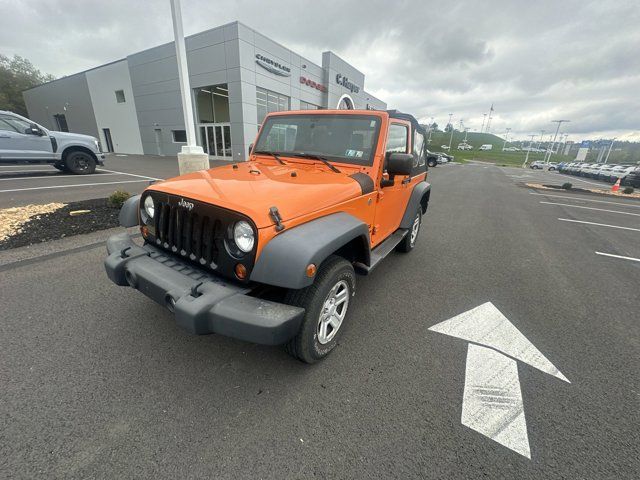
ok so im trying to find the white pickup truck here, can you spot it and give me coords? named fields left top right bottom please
left=0, top=110, right=105, bottom=174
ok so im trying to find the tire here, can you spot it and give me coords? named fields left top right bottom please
left=284, top=255, right=355, bottom=364
left=53, top=162, right=69, bottom=172
left=428, top=159, right=437, bottom=168
left=396, top=207, right=421, bottom=253
left=65, top=151, right=96, bottom=174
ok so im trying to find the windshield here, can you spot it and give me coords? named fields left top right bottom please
left=254, top=114, right=381, bottom=166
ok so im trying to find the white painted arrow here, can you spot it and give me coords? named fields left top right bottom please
left=429, top=302, right=570, bottom=459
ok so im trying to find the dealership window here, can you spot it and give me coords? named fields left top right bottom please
left=195, top=84, right=229, bottom=123
left=386, top=124, right=408, bottom=153
left=172, top=130, right=187, bottom=143
left=256, top=87, right=289, bottom=126
left=115, top=90, right=126, bottom=103
left=53, top=114, right=69, bottom=132
left=299, top=100, right=320, bottom=111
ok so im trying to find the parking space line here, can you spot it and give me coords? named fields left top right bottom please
left=595, top=252, right=640, bottom=263
left=0, top=179, right=151, bottom=193
left=0, top=165, right=50, bottom=168
left=531, top=192, right=640, bottom=208
left=0, top=170, right=60, bottom=175
left=97, top=168, right=162, bottom=181
left=540, top=201, right=640, bottom=217
left=0, top=173, right=121, bottom=182
left=558, top=218, right=640, bottom=232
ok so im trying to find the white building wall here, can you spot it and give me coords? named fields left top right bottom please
left=86, top=60, right=144, bottom=154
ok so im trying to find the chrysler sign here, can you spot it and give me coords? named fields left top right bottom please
left=255, top=54, right=291, bottom=77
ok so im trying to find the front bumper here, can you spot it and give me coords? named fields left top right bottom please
left=97, top=153, right=105, bottom=165
left=104, top=232, right=304, bottom=345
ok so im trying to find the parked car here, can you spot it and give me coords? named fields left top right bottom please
left=457, top=143, right=473, bottom=150
left=614, top=165, right=639, bottom=185
left=548, top=162, right=558, bottom=171
left=596, top=164, right=617, bottom=181
left=0, top=110, right=104, bottom=174
left=622, top=165, right=640, bottom=187
left=479, top=144, right=493, bottom=151
left=436, top=152, right=453, bottom=163
left=503, top=146, right=520, bottom=152
left=441, top=144, right=450, bottom=150
left=530, top=161, right=545, bottom=169
left=104, top=109, right=431, bottom=363
left=426, top=150, right=440, bottom=167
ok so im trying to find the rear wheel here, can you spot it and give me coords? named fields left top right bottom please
left=284, top=255, right=355, bottom=364
left=397, top=207, right=421, bottom=253
left=65, top=151, right=96, bottom=174
left=428, top=158, right=437, bottom=168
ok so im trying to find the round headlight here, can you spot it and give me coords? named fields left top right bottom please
left=143, top=196, right=155, bottom=219
left=233, top=221, right=254, bottom=253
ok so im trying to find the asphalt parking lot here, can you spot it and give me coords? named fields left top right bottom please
left=1, top=162, right=638, bottom=479
left=0, top=154, right=227, bottom=208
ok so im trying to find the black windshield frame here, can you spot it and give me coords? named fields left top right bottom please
left=254, top=114, right=382, bottom=167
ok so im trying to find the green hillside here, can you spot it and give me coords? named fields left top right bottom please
left=427, top=131, right=505, bottom=151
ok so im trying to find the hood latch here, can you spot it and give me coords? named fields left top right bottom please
left=269, top=206, right=285, bottom=232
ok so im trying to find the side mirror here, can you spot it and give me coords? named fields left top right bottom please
left=248, top=143, right=253, bottom=156
left=26, top=124, right=42, bottom=136
left=381, top=152, right=413, bottom=187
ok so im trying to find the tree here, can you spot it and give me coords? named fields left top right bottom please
left=430, top=122, right=439, bottom=132
left=444, top=123, right=453, bottom=133
left=0, top=54, right=55, bottom=116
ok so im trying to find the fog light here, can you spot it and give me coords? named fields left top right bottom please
left=235, top=263, right=247, bottom=280
left=306, top=263, right=317, bottom=277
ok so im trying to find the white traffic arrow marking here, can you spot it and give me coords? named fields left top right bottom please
left=429, top=302, right=570, bottom=459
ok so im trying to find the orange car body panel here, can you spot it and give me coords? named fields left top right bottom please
left=145, top=109, right=426, bottom=259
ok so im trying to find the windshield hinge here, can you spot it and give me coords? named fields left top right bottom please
left=269, top=206, right=285, bottom=232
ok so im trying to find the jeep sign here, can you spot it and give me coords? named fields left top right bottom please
left=255, top=54, right=291, bottom=77
left=336, top=74, right=360, bottom=94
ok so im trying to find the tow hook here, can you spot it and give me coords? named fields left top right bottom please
left=269, top=206, right=285, bottom=232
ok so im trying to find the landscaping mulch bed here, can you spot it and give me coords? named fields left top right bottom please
left=525, top=182, right=640, bottom=200
left=0, top=198, right=121, bottom=251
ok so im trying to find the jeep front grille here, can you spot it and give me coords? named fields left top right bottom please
left=141, top=192, right=257, bottom=282
left=155, top=202, right=222, bottom=266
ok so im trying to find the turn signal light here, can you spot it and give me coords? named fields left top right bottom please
left=235, top=263, right=247, bottom=280
left=306, top=264, right=317, bottom=277
left=141, top=225, right=149, bottom=237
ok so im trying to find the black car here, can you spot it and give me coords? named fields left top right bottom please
left=426, top=150, right=440, bottom=167
left=623, top=166, right=640, bottom=187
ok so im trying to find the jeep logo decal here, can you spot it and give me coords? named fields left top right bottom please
left=178, top=199, right=194, bottom=210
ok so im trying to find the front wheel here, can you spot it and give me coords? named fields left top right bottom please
left=397, top=207, right=421, bottom=253
left=284, top=255, right=355, bottom=363
left=65, top=151, right=96, bottom=174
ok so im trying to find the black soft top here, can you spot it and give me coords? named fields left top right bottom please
left=386, top=110, right=427, bottom=135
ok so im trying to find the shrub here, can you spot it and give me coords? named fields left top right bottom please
left=561, top=182, right=572, bottom=190
left=623, top=186, right=634, bottom=194
left=108, top=190, right=131, bottom=208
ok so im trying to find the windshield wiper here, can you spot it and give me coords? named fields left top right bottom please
left=254, top=150, right=286, bottom=165
left=289, top=152, right=341, bottom=173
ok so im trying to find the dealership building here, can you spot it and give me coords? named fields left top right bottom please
left=23, top=21, right=386, bottom=161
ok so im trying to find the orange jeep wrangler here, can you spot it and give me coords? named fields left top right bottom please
left=105, top=109, right=430, bottom=363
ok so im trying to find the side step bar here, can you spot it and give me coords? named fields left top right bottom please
left=354, top=229, right=408, bottom=275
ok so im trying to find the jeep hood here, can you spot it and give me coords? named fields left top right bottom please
left=148, top=161, right=365, bottom=228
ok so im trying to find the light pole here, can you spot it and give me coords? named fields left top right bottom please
left=604, top=138, right=616, bottom=163
left=535, top=129, right=545, bottom=151
left=481, top=113, right=487, bottom=133
left=502, top=128, right=511, bottom=151
left=427, top=116, right=434, bottom=144
left=463, top=128, right=469, bottom=143
left=544, top=119, right=570, bottom=164
left=170, top=0, right=209, bottom=174
left=522, top=133, right=536, bottom=168
left=447, top=113, right=454, bottom=151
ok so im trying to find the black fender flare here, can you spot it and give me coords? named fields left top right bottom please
left=250, top=213, right=370, bottom=289
left=400, top=181, right=431, bottom=228
left=119, top=194, right=141, bottom=227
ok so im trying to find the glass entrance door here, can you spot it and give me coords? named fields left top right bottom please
left=198, top=123, right=232, bottom=159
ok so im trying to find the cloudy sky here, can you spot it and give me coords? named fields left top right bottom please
left=1, top=0, right=638, bottom=141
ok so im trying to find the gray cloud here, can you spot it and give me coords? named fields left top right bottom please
left=1, top=0, right=638, bottom=140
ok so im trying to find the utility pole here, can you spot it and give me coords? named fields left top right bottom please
left=535, top=129, right=545, bottom=151
left=170, top=0, right=209, bottom=174
left=522, top=134, right=536, bottom=168
left=481, top=113, right=487, bottom=133
left=544, top=120, right=570, bottom=163
left=486, top=103, right=494, bottom=133
left=502, top=128, right=511, bottom=151
left=448, top=113, right=454, bottom=151
left=463, top=128, right=469, bottom=142
left=604, top=138, right=616, bottom=163
left=427, top=116, right=434, bottom=144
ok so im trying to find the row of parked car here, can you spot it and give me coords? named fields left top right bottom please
left=557, top=162, right=640, bottom=187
